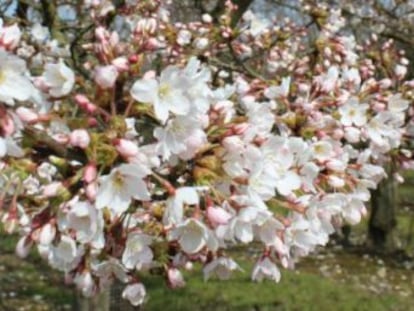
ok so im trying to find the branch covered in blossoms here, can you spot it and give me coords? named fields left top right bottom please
left=0, top=0, right=413, bottom=306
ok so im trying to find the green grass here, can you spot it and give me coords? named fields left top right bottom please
left=141, top=261, right=412, bottom=311
left=2, top=231, right=413, bottom=311
left=0, top=234, right=75, bottom=310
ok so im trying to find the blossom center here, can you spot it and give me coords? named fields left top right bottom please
left=314, top=144, right=324, bottom=154
left=158, top=83, right=171, bottom=100
left=113, top=171, right=125, bottom=190
left=170, top=121, right=185, bottom=134
left=129, top=240, right=143, bottom=253
left=0, top=70, right=5, bottom=84
left=76, top=215, right=91, bottom=230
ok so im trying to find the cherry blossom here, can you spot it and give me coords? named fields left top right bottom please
left=0, top=1, right=412, bottom=306
left=0, top=50, right=34, bottom=105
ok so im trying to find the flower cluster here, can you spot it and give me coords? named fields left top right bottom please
left=0, top=0, right=413, bottom=306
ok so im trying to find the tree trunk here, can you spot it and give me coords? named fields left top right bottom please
left=109, top=281, right=141, bottom=311
left=76, top=288, right=110, bottom=311
left=76, top=281, right=140, bottom=311
left=367, top=172, right=398, bottom=253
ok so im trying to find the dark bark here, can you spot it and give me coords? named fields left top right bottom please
left=368, top=173, right=398, bottom=253
left=16, top=1, right=28, bottom=20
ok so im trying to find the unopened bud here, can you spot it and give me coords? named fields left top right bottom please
left=39, top=223, right=56, bottom=245
left=83, top=163, right=97, bottom=183
left=115, top=139, right=139, bottom=158
left=16, top=107, right=38, bottom=123
left=70, top=129, right=90, bottom=149
left=16, top=236, right=32, bottom=258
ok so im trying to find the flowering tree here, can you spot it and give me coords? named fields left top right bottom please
left=0, top=0, right=413, bottom=308
left=267, top=0, right=414, bottom=251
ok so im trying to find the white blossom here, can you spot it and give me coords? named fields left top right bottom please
left=96, top=163, right=150, bottom=216
left=0, top=49, right=34, bottom=105
left=42, top=60, right=75, bottom=97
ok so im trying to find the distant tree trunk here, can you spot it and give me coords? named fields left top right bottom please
left=77, top=281, right=140, bottom=311
left=109, top=281, right=141, bottom=311
left=367, top=169, right=397, bottom=253
left=76, top=288, right=110, bottom=311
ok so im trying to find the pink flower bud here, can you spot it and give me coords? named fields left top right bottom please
left=0, top=24, right=21, bottom=50
left=206, top=205, right=232, bottom=226
left=75, top=94, right=91, bottom=108
left=379, top=78, right=392, bottom=89
left=1, top=114, right=15, bottom=135
left=83, top=163, right=97, bottom=183
left=16, top=107, right=38, bottom=123
left=86, top=182, right=97, bottom=201
left=404, top=80, right=414, bottom=88
left=95, top=26, right=108, bottom=41
left=128, top=55, right=139, bottom=64
left=232, top=123, right=249, bottom=135
left=372, top=102, right=386, bottom=112
left=42, top=182, right=62, bottom=197
left=94, top=65, right=118, bottom=89
left=316, top=130, right=327, bottom=138
left=53, top=133, right=69, bottom=144
left=167, top=268, right=186, bottom=288
left=33, top=77, right=49, bottom=92
left=39, top=223, right=56, bottom=245
left=145, top=37, right=161, bottom=50
left=87, top=117, right=98, bottom=127
left=115, top=139, right=139, bottom=158
left=16, top=236, right=32, bottom=258
left=332, top=129, right=344, bottom=140
left=70, top=129, right=90, bottom=149
left=112, top=57, right=129, bottom=72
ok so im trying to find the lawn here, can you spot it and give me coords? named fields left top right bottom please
left=0, top=232, right=413, bottom=311
left=1, top=171, right=414, bottom=310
